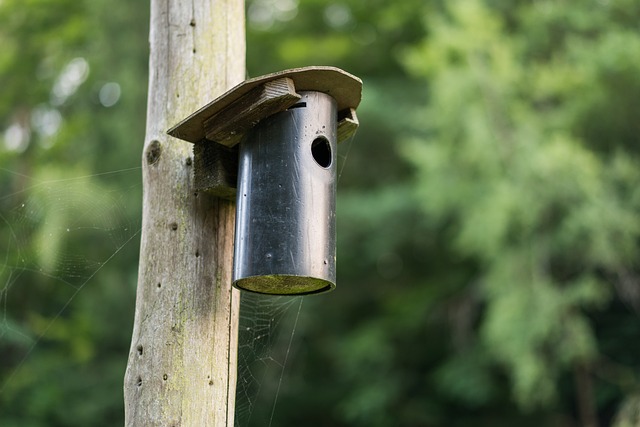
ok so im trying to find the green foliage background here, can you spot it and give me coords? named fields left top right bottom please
left=2, top=0, right=640, bottom=425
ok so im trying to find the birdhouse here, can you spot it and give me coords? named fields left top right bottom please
left=168, top=67, right=362, bottom=295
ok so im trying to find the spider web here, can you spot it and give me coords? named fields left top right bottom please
left=0, top=132, right=353, bottom=423
left=0, top=166, right=143, bottom=394
left=0, top=164, right=308, bottom=425
left=235, top=293, right=304, bottom=427
left=233, top=136, right=355, bottom=426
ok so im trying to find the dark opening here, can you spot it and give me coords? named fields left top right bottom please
left=287, top=102, right=307, bottom=110
left=311, top=137, right=332, bottom=168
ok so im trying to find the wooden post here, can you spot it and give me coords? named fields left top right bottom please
left=123, top=0, right=245, bottom=425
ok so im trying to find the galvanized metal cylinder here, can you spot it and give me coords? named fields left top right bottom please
left=233, top=91, right=337, bottom=295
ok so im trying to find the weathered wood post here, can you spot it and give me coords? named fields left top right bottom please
left=123, top=0, right=245, bottom=425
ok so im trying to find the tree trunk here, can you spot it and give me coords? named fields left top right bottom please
left=124, top=0, right=245, bottom=425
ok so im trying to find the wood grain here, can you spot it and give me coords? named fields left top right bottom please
left=203, top=77, right=300, bottom=148
left=123, top=0, right=244, bottom=425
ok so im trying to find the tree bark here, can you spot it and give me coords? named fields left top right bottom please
left=124, top=0, right=245, bottom=426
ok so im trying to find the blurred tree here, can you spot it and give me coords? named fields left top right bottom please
left=244, top=0, right=640, bottom=426
left=0, top=0, right=147, bottom=425
left=403, top=0, right=640, bottom=421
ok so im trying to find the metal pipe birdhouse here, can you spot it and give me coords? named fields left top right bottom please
left=167, top=67, right=362, bottom=295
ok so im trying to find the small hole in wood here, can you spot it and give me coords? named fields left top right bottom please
left=195, top=250, right=200, bottom=258
left=136, top=376, right=142, bottom=387
left=137, top=345, right=143, bottom=355
left=157, top=282, right=162, bottom=288
left=170, top=222, right=178, bottom=231
left=146, top=140, right=161, bottom=165
left=185, top=157, right=192, bottom=166
left=163, top=374, right=168, bottom=381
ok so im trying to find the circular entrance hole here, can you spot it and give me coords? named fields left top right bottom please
left=311, top=136, right=332, bottom=168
